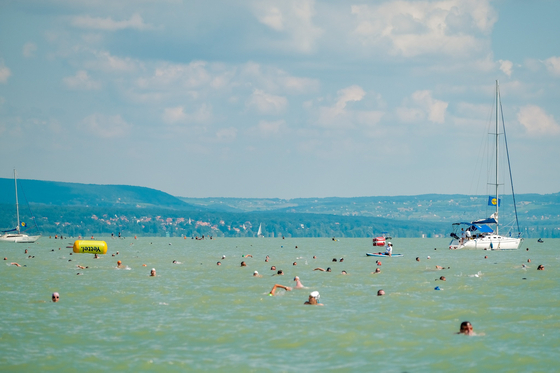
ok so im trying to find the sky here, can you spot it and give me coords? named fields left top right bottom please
left=1, top=0, right=559, bottom=199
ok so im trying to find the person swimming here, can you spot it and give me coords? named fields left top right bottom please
left=150, top=268, right=156, bottom=276
left=269, top=284, right=291, bottom=296
left=293, top=276, right=304, bottom=288
left=457, top=321, right=474, bottom=335
left=304, top=291, right=323, bottom=305
left=52, top=292, right=60, bottom=302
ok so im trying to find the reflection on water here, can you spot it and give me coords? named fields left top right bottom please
left=1, top=237, right=558, bottom=371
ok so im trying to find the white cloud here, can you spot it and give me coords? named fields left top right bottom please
left=351, top=0, right=496, bottom=58
left=81, top=114, right=132, bottom=138
left=84, top=50, right=141, bottom=73
left=397, top=90, right=448, bottom=124
left=162, top=104, right=212, bottom=125
left=23, top=42, right=37, bottom=58
left=517, top=105, right=560, bottom=136
left=0, top=62, right=11, bottom=83
left=253, top=0, right=323, bottom=53
left=63, top=70, right=101, bottom=90
left=71, top=13, right=152, bottom=31
left=543, top=56, right=560, bottom=77
left=240, top=62, right=319, bottom=94
left=251, top=120, right=288, bottom=138
left=315, top=85, right=368, bottom=128
left=246, top=89, right=288, bottom=114
left=498, top=59, right=513, bottom=77
left=215, top=127, right=237, bottom=142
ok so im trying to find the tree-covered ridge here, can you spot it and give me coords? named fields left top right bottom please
left=0, top=178, right=558, bottom=238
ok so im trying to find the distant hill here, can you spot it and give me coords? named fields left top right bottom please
left=1, top=178, right=558, bottom=238
left=0, top=178, right=197, bottom=210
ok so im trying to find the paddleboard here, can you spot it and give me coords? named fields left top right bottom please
left=366, top=253, right=403, bottom=257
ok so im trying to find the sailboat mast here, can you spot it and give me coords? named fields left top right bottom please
left=14, top=169, right=21, bottom=232
left=495, top=80, right=500, bottom=234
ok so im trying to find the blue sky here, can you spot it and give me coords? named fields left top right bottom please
left=1, top=0, right=559, bottom=199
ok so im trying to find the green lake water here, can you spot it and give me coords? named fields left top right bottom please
left=1, top=237, right=559, bottom=372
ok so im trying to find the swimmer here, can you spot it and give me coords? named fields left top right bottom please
left=341, top=270, right=348, bottom=275
left=274, top=270, right=284, bottom=276
left=293, top=262, right=297, bottom=266
left=242, top=254, right=253, bottom=258
left=217, top=261, right=221, bottom=266
left=116, top=260, right=125, bottom=269
left=527, top=259, right=531, bottom=263
left=332, top=258, right=337, bottom=262
left=439, top=276, right=446, bottom=281
left=313, top=267, right=331, bottom=272
left=94, top=254, right=99, bottom=259
left=294, top=276, right=304, bottom=288
left=416, top=257, right=420, bottom=262
left=52, top=292, right=60, bottom=302
left=269, top=284, right=291, bottom=296
left=339, top=258, right=344, bottom=262
left=377, top=289, right=385, bottom=296
left=253, top=271, right=262, bottom=277
left=222, top=255, right=226, bottom=259
left=435, top=265, right=444, bottom=270
left=77, top=265, right=85, bottom=269
left=304, top=291, right=323, bottom=305
left=270, top=266, right=276, bottom=271
left=537, top=265, right=544, bottom=271
left=313, top=256, right=317, bottom=259
left=10, top=262, right=21, bottom=267
left=150, top=268, right=156, bottom=276
left=241, top=261, right=247, bottom=267
left=377, top=261, right=382, bottom=266
left=372, top=268, right=381, bottom=274
left=457, top=321, right=474, bottom=335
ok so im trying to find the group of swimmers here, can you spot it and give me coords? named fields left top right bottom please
left=5, top=240, right=546, bottom=335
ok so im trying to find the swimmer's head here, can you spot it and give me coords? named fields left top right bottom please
left=326, top=267, right=331, bottom=272
left=52, top=292, right=60, bottom=302
left=117, top=260, right=122, bottom=265
left=253, top=271, right=258, bottom=276
left=310, top=291, right=320, bottom=300
left=294, top=276, right=299, bottom=281
left=377, top=289, right=385, bottom=296
left=459, top=321, right=473, bottom=334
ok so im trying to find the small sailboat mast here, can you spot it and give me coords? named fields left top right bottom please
left=14, top=169, right=21, bottom=233
left=494, top=80, right=500, bottom=235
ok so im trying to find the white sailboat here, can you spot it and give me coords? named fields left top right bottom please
left=257, top=223, right=264, bottom=238
left=448, top=81, right=522, bottom=250
left=0, top=170, right=41, bottom=243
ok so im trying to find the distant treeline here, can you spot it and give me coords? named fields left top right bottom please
left=0, top=204, right=448, bottom=238
left=1, top=203, right=556, bottom=238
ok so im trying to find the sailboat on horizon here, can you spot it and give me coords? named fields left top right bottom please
left=448, top=81, right=522, bottom=250
left=257, top=223, right=264, bottom=238
left=0, top=169, right=41, bottom=243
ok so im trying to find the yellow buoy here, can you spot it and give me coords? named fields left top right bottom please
left=73, top=240, right=108, bottom=255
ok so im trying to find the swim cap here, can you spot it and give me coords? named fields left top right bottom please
left=294, top=276, right=299, bottom=280
left=117, top=261, right=121, bottom=265
left=434, top=286, right=441, bottom=290
left=254, top=271, right=258, bottom=274
left=310, top=291, right=320, bottom=299
left=151, top=268, right=155, bottom=271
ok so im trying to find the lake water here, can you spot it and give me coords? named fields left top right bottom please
left=1, top=237, right=559, bottom=372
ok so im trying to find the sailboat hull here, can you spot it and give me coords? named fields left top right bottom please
left=0, top=234, right=41, bottom=243
left=449, top=236, right=522, bottom=250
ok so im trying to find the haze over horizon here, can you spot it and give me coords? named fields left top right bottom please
left=1, top=1, right=559, bottom=199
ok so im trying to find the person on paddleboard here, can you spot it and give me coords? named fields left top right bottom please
left=385, top=242, right=393, bottom=256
